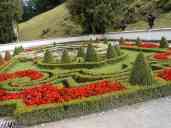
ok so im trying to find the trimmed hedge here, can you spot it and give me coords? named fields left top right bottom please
left=37, top=53, right=128, bottom=69
left=121, top=47, right=166, bottom=53
left=13, top=83, right=171, bottom=126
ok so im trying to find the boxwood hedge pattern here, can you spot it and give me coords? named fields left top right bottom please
left=0, top=41, right=171, bottom=126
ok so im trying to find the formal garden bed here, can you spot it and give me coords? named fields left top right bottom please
left=0, top=37, right=171, bottom=126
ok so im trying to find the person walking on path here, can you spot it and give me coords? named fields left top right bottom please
left=147, top=14, right=156, bottom=29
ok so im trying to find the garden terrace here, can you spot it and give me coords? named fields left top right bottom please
left=0, top=38, right=171, bottom=126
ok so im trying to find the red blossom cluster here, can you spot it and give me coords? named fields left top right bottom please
left=153, top=52, right=171, bottom=60
left=139, top=43, right=159, bottom=48
left=0, top=81, right=126, bottom=106
left=158, top=68, right=171, bottom=81
left=0, top=70, right=44, bottom=83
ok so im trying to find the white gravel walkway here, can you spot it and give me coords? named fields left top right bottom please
left=27, top=96, right=171, bottom=128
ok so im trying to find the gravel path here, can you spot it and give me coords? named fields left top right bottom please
left=27, top=96, right=171, bottom=128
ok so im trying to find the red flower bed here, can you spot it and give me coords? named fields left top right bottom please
left=139, top=42, right=159, bottom=48
left=158, top=68, right=171, bottom=80
left=0, top=70, right=44, bottom=83
left=153, top=52, right=171, bottom=60
left=0, top=81, right=126, bottom=106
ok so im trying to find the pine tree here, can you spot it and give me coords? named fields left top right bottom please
left=4, top=51, right=11, bottom=61
left=43, top=49, right=54, bottom=63
left=160, top=37, right=169, bottom=48
left=0, top=54, right=5, bottom=65
left=85, top=44, right=98, bottom=62
left=61, top=49, right=71, bottom=63
left=129, top=52, right=153, bottom=86
left=106, top=44, right=117, bottom=59
left=77, top=47, right=85, bottom=58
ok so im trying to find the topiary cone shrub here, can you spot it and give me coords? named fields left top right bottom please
left=106, top=44, right=117, bottom=59
left=43, top=49, right=54, bottom=63
left=114, top=45, right=121, bottom=56
left=61, top=49, right=72, bottom=63
left=85, top=44, right=98, bottom=62
left=0, top=54, right=5, bottom=65
left=119, top=37, right=125, bottom=45
left=160, top=37, right=169, bottom=48
left=136, top=37, right=141, bottom=46
left=77, top=47, right=85, bottom=58
left=4, top=51, right=11, bottom=61
left=129, top=52, right=153, bottom=86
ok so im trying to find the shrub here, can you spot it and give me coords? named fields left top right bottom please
left=129, top=52, right=153, bottom=86
left=114, top=45, right=121, bottom=56
left=0, top=54, right=5, bottom=65
left=43, top=50, right=55, bottom=63
left=77, top=47, right=85, bottom=58
left=13, top=46, right=24, bottom=56
left=4, top=51, right=11, bottom=61
left=85, top=44, right=98, bottom=62
left=160, top=37, right=169, bottom=48
left=136, top=37, right=141, bottom=46
left=106, top=44, right=117, bottom=59
left=61, top=49, right=72, bottom=64
left=119, top=37, right=125, bottom=45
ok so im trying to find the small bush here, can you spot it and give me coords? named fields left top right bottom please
left=13, top=46, right=24, bottom=56
left=77, top=47, right=85, bottom=58
left=0, top=54, right=5, bottom=65
left=114, top=45, right=121, bottom=56
left=136, top=37, right=141, bottom=46
left=160, top=37, right=169, bottom=48
left=106, top=44, right=117, bottom=59
left=129, top=52, right=153, bottom=86
left=4, top=51, right=11, bottom=61
left=43, top=50, right=55, bottom=63
left=61, top=49, right=72, bottom=64
left=85, top=44, right=98, bottom=62
left=119, top=37, right=125, bottom=45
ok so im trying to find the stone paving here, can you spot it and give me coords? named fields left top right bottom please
left=27, top=96, right=171, bottom=128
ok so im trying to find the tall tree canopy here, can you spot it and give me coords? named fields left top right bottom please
left=67, top=0, right=127, bottom=34
left=0, top=0, right=23, bottom=43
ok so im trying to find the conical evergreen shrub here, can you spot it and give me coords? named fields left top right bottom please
left=77, top=47, right=85, bottom=58
left=61, top=49, right=72, bottom=63
left=136, top=37, right=141, bottom=46
left=114, top=45, right=121, bottom=56
left=160, top=37, right=169, bottom=48
left=119, top=37, right=125, bottom=45
left=85, top=44, right=98, bottom=62
left=106, top=44, right=117, bottom=59
left=0, top=54, right=5, bottom=65
left=4, top=51, right=11, bottom=61
left=43, top=49, right=54, bottom=63
left=13, top=46, right=24, bottom=56
left=129, top=52, right=153, bottom=86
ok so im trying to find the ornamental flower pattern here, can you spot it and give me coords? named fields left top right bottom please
left=153, top=52, right=171, bottom=60
left=0, top=81, right=126, bottom=106
left=139, top=42, right=159, bottom=48
left=158, top=68, right=171, bottom=81
left=0, top=70, right=44, bottom=83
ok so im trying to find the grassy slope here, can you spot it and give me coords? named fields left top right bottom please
left=19, top=3, right=171, bottom=41
left=127, top=12, right=171, bottom=30
left=19, top=4, right=81, bottom=41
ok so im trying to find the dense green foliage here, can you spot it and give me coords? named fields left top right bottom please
left=0, top=0, right=23, bottom=43
left=77, top=47, right=85, bottom=58
left=43, top=49, right=54, bottom=63
left=160, top=36, right=169, bottom=48
left=67, top=0, right=127, bottom=33
left=61, top=49, right=72, bottom=63
left=13, top=46, right=24, bottom=56
left=85, top=44, right=98, bottom=62
left=129, top=52, right=153, bottom=86
left=106, top=44, right=117, bottom=59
